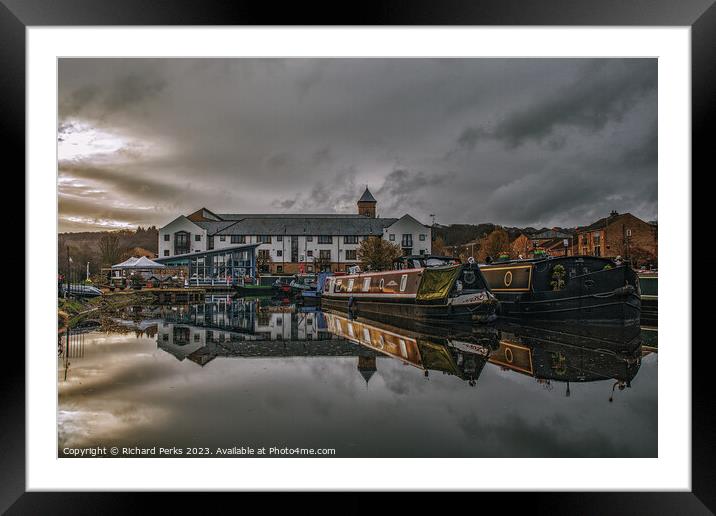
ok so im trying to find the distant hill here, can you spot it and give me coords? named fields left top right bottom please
left=433, top=223, right=575, bottom=246
left=58, top=226, right=158, bottom=274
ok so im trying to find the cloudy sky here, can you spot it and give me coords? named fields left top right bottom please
left=58, top=58, right=657, bottom=232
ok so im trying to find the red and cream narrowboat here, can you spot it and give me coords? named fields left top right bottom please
left=321, top=256, right=499, bottom=324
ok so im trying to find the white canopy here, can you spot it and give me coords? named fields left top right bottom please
left=112, top=256, right=166, bottom=269
left=111, top=256, right=139, bottom=269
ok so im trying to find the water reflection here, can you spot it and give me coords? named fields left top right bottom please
left=58, top=295, right=657, bottom=457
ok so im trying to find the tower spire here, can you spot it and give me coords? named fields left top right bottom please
left=357, top=186, right=377, bottom=218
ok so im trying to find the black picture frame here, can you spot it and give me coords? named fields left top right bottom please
left=5, top=0, right=711, bottom=512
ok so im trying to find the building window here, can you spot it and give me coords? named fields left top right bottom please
left=164, top=234, right=170, bottom=241
left=320, top=250, right=331, bottom=261
left=219, top=235, right=226, bottom=241
left=207, top=236, right=214, bottom=250
left=344, top=236, right=359, bottom=244
left=318, top=236, right=332, bottom=244
left=276, top=265, right=283, bottom=273
left=593, top=233, right=601, bottom=257
left=626, top=228, right=632, bottom=237
left=277, top=235, right=282, bottom=242
left=401, top=234, right=413, bottom=248
left=419, top=249, right=426, bottom=255
left=276, top=250, right=283, bottom=257
left=389, top=234, right=395, bottom=241
left=163, top=250, right=169, bottom=256
left=257, top=235, right=271, bottom=244
left=345, top=249, right=357, bottom=260
left=306, top=236, right=313, bottom=242
left=419, top=234, right=426, bottom=241
left=307, top=250, right=313, bottom=257
left=231, top=235, right=245, bottom=244
left=195, top=234, right=201, bottom=241
left=174, top=231, right=190, bottom=255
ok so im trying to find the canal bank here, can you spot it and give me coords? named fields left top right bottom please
left=58, top=291, right=162, bottom=330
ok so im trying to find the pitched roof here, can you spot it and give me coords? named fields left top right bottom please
left=213, top=216, right=398, bottom=236
left=389, top=213, right=430, bottom=228
left=531, top=229, right=573, bottom=239
left=358, top=187, right=377, bottom=203
left=193, top=220, right=241, bottom=234
left=112, top=256, right=166, bottom=268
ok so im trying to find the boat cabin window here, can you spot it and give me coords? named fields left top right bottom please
left=400, top=274, right=408, bottom=292
left=347, top=279, right=354, bottom=292
left=363, top=277, right=371, bottom=292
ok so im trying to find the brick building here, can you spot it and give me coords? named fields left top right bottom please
left=574, top=211, right=657, bottom=266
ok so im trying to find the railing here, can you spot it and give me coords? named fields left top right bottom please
left=58, top=264, right=101, bottom=297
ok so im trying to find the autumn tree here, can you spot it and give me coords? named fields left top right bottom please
left=98, top=233, right=122, bottom=266
left=478, top=228, right=511, bottom=262
left=431, top=236, right=448, bottom=256
left=357, top=237, right=402, bottom=271
left=628, top=246, right=657, bottom=268
left=256, top=251, right=273, bottom=274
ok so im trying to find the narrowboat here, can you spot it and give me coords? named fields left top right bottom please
left=300, top=272, right=331, bottom=303
left=289, top=274, right=317, bottom=296
left=321, top=255, right=498, bottom=324
left=479, top=255, right=641, bottom=327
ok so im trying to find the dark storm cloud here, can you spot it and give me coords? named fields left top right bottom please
left=456, top=60, right=657, bottom=150
left=58, top=58, right=657, bottom=231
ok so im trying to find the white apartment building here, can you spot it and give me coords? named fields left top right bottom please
left=157, top=188, right=432, bottom=274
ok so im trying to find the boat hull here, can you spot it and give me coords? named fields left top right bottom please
left=321, top=296, right=498, bottom=325
left=482, top=259, right=641, bottom=327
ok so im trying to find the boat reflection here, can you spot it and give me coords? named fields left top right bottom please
left=323, top=310, right=498, bottom=386
left=491, top=321, right=643, bottom=399
left=62, top=295, right=647, bottom=394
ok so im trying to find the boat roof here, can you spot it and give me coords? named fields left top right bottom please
left=482, top=255, right=616, bottom=267
left=395, top=255, right=457, bottom=261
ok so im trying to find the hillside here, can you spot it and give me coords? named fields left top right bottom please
left=58, top=226, right=158, bottom=274
left=433, top=224, right=574, bottom=246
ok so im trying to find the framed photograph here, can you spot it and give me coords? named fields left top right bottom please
left=7, top=0, right=711, bottom=511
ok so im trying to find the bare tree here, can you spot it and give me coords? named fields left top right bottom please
left=313, top=253, right=333, bottom=273
left=98, top=233, right=122, bottom=266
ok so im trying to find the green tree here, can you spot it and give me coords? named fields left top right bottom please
left=357, top=237, right=402, bottom=271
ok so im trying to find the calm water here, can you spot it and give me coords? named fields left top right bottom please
left=58, top=296, right=657, bottom=458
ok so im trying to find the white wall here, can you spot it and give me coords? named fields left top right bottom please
left=213, top=234, right=365, bottom=266
left=158, top=217, right=207, bottom=257
left=160, top=213, right=429, bottom=261
left=383, top=215, right=432, bottom=255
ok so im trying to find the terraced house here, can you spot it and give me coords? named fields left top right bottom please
left=574, top=211, right=657, bottom=266
left=157, top=188, right=432, bottom=274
